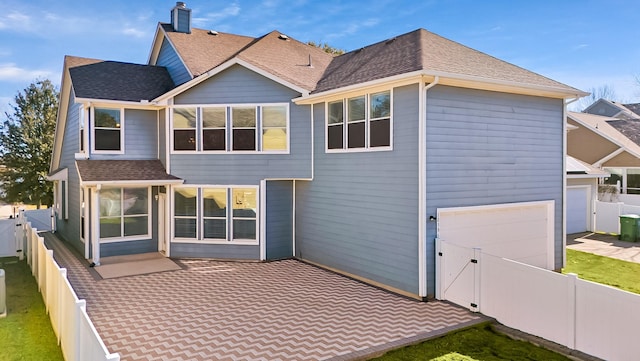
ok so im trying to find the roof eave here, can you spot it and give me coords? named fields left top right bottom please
left=80, top=179, right=184, bottom=187
left=75, top=97, right=165, bottom=109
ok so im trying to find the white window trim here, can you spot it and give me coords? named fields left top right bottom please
left=201, top=187, right=227, bottom=242
left=79, top=104, right=85, bottom=153
left=91, top=107, right=125, bottom=155
left=99, top=186, right=152, bottom=243
left=170, top=103, right=290, bottom=155
left=325, top=90, right=393, bottom=153
left=603, top=167, right=640, bottom=194
left=171, top=185, right=259, bottom=245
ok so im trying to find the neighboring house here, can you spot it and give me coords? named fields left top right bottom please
left=566, top=155, right=608, bottom=233
left=567, top=111, right=640, bottom=195
left=48, top=3, right=585, bottom=299
left=584, top=98, right=640, bottom=120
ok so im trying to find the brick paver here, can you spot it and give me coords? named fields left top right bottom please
left=43, top=232, right=485, bottom=361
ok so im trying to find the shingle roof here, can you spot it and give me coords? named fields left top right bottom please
left=67, top=56, right=174, bottom=102
left=162, top=25, right=334, bottom=91
left=606, top=119, right=640, bottom=147
left=76, top=160, right=181, bottom=183
left=620, top=103, right=640, bottom=118
left=314, top=29, right=581, bottom=93
left=569, top=111, right=640, bottom=156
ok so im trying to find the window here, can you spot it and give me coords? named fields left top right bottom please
left=173, top=108, right=197, bottom=151
left=93, top=108, right=122, bottom=152
left=80, top=190, right=85, bottom=241
left=602, top=168, right=640, bottom=194
left=202, top=107, right=226, bottom=151
left=174, top=188, right=197, bottom=238
left=232, top=106, right=257, bottom=151
left=99, top=187, right=150, bottom=240
left=173, top=186, right=257, bottom=243
left=79, top=105, right=85, bottom=152
left=326, top=90, right=392, bottom=151
left=172, top=104, right=288, bottom=153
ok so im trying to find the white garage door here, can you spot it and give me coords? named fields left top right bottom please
left=566, top=187, right=589, bottom=234
left=437, top=200, right=555, bottom=270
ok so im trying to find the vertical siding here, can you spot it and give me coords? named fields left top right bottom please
left=425, top=85, right=564, bottom=295
left=91, top=109, right=158, bottom=160
left=266, top=180, right=293, bottom=260
left=56, top=90, right=83, bottom=253
left=170, top=65, right=312, bottom=183
left=296, top=84, right=421, bottom=295
left=157, top=38, right=191, bottom=86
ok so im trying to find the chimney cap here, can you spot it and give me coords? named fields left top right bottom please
left=176, top=2, right=186, bottom=7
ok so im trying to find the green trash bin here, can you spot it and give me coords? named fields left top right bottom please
left=619, top=214, right=640, bottom=242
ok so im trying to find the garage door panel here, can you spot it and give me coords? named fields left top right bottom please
left=437, top=201, right=554, bottom=270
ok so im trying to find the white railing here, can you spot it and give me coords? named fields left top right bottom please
left=436, top=239, right=640, bottom=361
left=23, top=213, right=120, bottom=361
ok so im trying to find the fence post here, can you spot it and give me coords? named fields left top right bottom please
left=566, top=273, right=577, bottom=349
left=472, top=247, right=481, bottom=313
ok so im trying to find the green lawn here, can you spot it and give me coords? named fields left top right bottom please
left=563, top=249, right=640, bottom=294
left=0, top=257, right=64, bottom=361
left=370, top=324, right=570, bottom=361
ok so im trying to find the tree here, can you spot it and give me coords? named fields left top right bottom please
left=307, top=41, right=345, bottom=56
left=575, top=84, right=618, bottom=111
left=0, top=79, right=58, bottom=208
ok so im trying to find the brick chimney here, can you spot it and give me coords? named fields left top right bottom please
left=171, top=2, right=192, bottom=34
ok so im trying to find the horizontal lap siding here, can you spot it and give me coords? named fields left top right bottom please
left=171, top=65, right=311, bottom=183
left=296, top=84, right=420, bottom=295
left=91, top=109, right=158, bottom=160
left=171, top=243, right=260, bottom=259
left=266, top=181, right=293, bottom=260
left=425, top=86, right=563, bottom=295
left=157, top=38, right=191, bottom=85
left=57, top=91, right=82, bottom=252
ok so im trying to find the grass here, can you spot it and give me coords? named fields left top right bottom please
left=563, top=249, right=640, bottom=294
left=370, top=324, right=571, bottom=361
left=0, top=257, right=64, bottom=361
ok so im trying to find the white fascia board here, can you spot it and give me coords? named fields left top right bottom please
left=568, top=113, right=640, bottom=161
left=75, top=98, right=164, bottom=109
left=567, top=173, right=609, bottom=179
left=147, top=23, right=166, bottom=65
left=79, top=179, right=185, bottom=187
left=51, top=69, right=73, bottom=172
left=46, top=168, right=68, bottom=181
left=153, top=57, right=309, bottom=103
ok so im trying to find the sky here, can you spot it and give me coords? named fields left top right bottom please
left=1, top=0, right=640, bottom=116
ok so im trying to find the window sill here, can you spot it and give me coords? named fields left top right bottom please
left=99, top=235, right=151, bottom=243
left=325, top=146, right=393, bottom=154
left=171, top=238, right=258, bottom=246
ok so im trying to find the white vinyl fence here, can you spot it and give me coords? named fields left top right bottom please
left=0, top=218, right=17, bottom=257
left=594, top=200, right=640, bottom=234
left=22, top=211, right=120, bottom=361
left=436, top=239, right=640, bottom=361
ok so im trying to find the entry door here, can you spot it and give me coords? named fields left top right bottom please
left=158, top=193, right=166, bottom=254
left=567, top=186, right=589, bottom=234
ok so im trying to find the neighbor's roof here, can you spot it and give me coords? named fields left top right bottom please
left=313, top=29, right=583, bottom=94
left=568, top=111, right=640, bottom=157
left=618, top=103, right=640, bottom=118
left=161, top=24, right=334, bottom=91
left=566, top=155, right=609, bottom=177
left=67, top=56, right=175, bottom=102
left=76, top=160, right=182, bottom=185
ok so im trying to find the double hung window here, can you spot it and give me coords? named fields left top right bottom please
left=93, top=107, right=123, bottom=152
left=327, top=90, right=392, bottom=151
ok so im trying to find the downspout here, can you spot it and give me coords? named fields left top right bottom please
left=563, top=96, right=580, bottom=269
left=419, top=76, right=439, bottom=298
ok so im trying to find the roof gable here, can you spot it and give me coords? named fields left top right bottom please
left=68, top=58, right=175, bottom=102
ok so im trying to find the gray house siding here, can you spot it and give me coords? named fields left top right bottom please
left=585, top=100, right=622, bottom=117
left=171, top=243, right=260, bottom=259
left=170, top=65, right=312, bottom=184
left=425, top=85, right=564, bottom=295
left=157, top=38, right=191, bottom=86
left=295, top=84, right=421, bottom=295
left=159, top=110, right=167, bottom=168
left=56, top=90, right=83, bottom=253
left=91, top=109, right=158, bottom=160
left=266, top=180, right=293, bottom=260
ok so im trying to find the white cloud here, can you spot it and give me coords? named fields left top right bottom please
left=193, top=3, right=241, bottom=27
left=572, top=44, right=589, bottom=51
left=0, top=97, right=13, bottom=116
left=0, top=10, right=33, bottom=32
left=122, top=27, right=146, bottom=38
left=0, top=63, right=54, bottom=82
left=325, top=18, right=380, bottom=39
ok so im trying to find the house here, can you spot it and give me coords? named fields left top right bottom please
left=48, top=2, right=586, bottom=299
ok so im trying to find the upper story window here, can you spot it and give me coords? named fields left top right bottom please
left=78, top=105, right=85, bottom=152
left=327, top=90, right=392, bottom=152
left=171, top=104, right=289, bottom=153
left=93, top=107, right=124, bottom=153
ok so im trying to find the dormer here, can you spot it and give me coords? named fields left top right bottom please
left=171, top=2, right=192, bottom=34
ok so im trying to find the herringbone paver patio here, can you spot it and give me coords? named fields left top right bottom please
left=43, top=232, right=485, bottom=361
